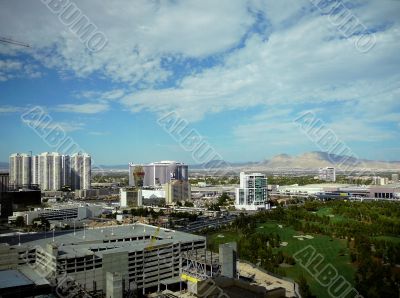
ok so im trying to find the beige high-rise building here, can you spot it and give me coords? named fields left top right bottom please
left=164, top=180, right=191, bottom=204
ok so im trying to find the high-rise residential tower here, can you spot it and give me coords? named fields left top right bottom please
left=9, top=152, right=90, bottom=191
left=235, top=172, right=268, bottom=211
left=39, top=152, right=62, bottom=191
left=9, top=153, right=31, bottom=189
left=71, top=153, right=91, bottom=190
left=61, top=155, right=71, bottom=187
left=31, top=155, right=40, bottom=186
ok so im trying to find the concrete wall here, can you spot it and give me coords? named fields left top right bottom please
left=103, top=251, right=129, bottom=292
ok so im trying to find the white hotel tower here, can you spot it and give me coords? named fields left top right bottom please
left=235, top=172, right=269, bottom=211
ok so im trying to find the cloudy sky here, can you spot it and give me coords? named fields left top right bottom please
left=0, top=0, right=399, bottom=165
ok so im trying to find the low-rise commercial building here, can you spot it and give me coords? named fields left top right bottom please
left=120, top=188, right=143, bottom=208
left=8, top=204, right=103, bottom=225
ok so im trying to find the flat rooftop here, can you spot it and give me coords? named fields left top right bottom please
left=0, top=269, right=33, bottom=289
left=16, top=223, right=205, bottom=258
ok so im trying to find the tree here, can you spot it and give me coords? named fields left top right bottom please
left=217, top=193, right=230, bottom=206
left=184, top=201, right=194, bottom=207
left=31, top=217, right=50, bottom=229
left=298, top=275, right=314, bottom=298
left=15, top=216, right=25, bottom=227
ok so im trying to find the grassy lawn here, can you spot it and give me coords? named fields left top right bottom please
left=315, top=207, right=347, bottom=223
left=258, top=222, right=355, bottom=298
left=207, top=221, right=356, bottom=298
left=372, top=235, right=400, bottom=243
left=207, top=230, right=240, bottom=249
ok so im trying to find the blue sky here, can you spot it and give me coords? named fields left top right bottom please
left=0, top=0, right=399, bottom=165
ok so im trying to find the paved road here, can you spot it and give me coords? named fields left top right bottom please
left=177, top=215, right=236, bottom=233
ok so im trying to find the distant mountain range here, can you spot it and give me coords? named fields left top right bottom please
left=1, top=151, right=399, bottom=172
left=191, top=151, right=400, bottom=171
left=269, top=151, right=400, bottom=169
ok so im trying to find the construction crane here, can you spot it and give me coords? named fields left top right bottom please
left=0, top=36, right=31, bottom=48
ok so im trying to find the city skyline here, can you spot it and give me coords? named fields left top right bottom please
left=1, top=1, right=399, bottom=165
left=9, top=152, right=91, bottom=190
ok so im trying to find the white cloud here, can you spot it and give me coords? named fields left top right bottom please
left=0, top=0, right=255, bottom=85
left=22, top=119, right=84, bottom=132
left=0, top=105, right=26, bottom=113
left=120, top=14, right=400, bottom=121
left=0, top=59, right=42, bottom=81
left=1, top=0, right=399, bottom=153
left=77, top=89, right=125, bottom=101
left=54, top=103, right=109, bottom=114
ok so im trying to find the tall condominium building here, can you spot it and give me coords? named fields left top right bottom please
left=9, top=152, right=91, bottom=191
left=319, top=167, right=336, bottom=182
left=61, top=155, right=71, bottom=187
left=129, top=161, right=188, bottom=187
left=235, top=172, right=268, bottom=211
left=39, top=152, right=62, bottom=191
left=31, top=155, right=40, bottom=186
left=71, top=153, right=91, bottom=190
left=9, top=153, right=32, bottom=189
left=0, top=173, right=9, bottom=193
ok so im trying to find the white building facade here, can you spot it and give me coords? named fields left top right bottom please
left=9, top=152, right=91, bottom=191
left=319, top=167, right=336, bottom=182
left=39, top=152, right=62, bottom=191
left=235, top=172, right=269, bottom=211
left=9, top=153, right=31, bottom=189
left=9, top=204, right=103, bottom=225
left=129, top=161, right=188, bottom=187
left=71, top=153, right=91, bottom=190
